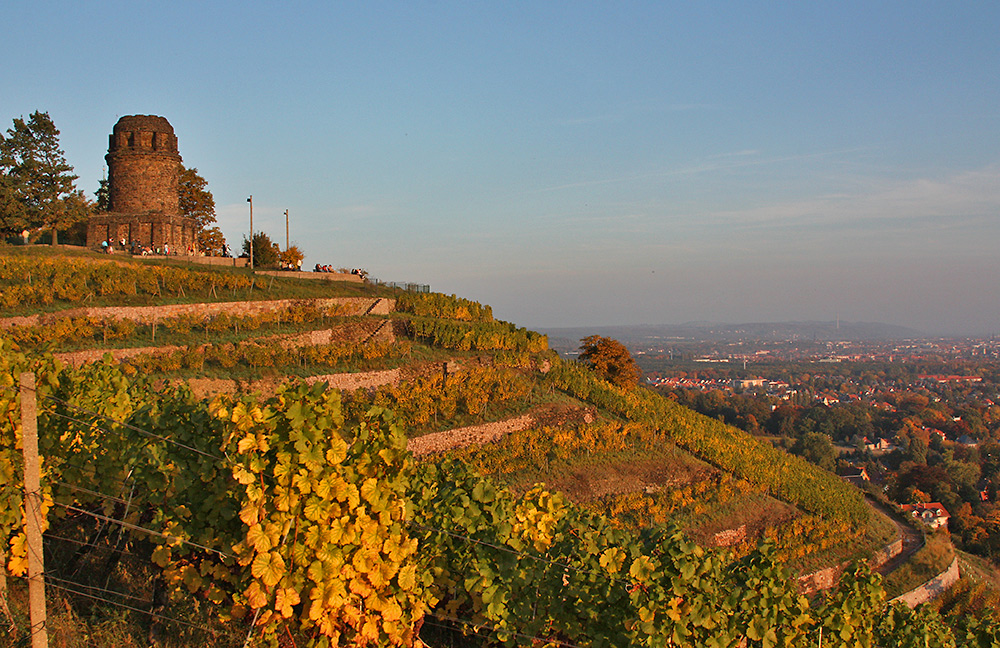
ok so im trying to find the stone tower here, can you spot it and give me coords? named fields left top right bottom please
left=87, top=115, right=197, bottom=253
left=106, top=115, right=181, bottom=215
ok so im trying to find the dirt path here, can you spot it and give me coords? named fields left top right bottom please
left=867, top=497, right=923, bottom=576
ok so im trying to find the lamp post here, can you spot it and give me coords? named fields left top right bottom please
left=285, top=209, right=289, bottom=251
left=247, top=195, right=253, bottom=269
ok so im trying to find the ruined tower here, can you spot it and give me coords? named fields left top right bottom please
left=87, top=115, right=197, bottom=252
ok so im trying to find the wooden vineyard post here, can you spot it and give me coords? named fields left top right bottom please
left=20, top=372, right=48, bottom=648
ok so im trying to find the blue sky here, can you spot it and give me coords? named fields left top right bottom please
left=5, top=2, right=1000, bottom=334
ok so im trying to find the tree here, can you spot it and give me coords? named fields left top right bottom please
left=790, top=432, right=837, bottom=471
left=199, top=226, right=227, bottom=256
left=242, top=231, right=279, bottom=268
left=177, top=164, right=222, bottom=252
left=278, top=244, right=304, bottom=269
left=578, top=335, right=642, bottom=389
left=94, top=175, right=110, bottom=212
left=0, top=111, right=90, bottom=243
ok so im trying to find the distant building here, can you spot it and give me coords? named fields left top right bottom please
left=840, top=467, right=870, bottom=487
left=901, top=503, right=950, bottom=530
left=864, top=438, right=895, bottom=453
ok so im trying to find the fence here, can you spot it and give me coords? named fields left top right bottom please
left=371, top=279, right=430, bottom=293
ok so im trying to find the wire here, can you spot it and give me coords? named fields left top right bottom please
left=39, top=393, right=227, bottom=462
left=51, top=501, right=233, bottom=559
left=424, top=611, right=586, bottom=648
left=43, top=531, right=144, bottom=560
left=0, top=380, right=225, bottom=464
left=42, top=573, right=152, bottom=605
left=41, top=579, right=220, bottom=635
left=408, top=521, right=631, bottom=589
left=53, top=480, right=133, bottom=507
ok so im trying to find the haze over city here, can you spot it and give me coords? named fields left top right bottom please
left=5, top=2, right=1000, bottom=335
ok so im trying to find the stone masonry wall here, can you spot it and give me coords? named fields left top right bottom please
left=890, top=557, right=960, bottom=608
left=0, top=297, right=395, bottom=330
left=796, top=535, right=905, bottom=595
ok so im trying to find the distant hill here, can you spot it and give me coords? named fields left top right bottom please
left=541, top=320, right=925, bottom=354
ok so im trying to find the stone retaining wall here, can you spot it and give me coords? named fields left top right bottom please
left=713, top=525, right=747, bottom=548
left=891, top=557, right=960, bottom=608
left=0, top=297, right=395, bottom=329
left=796, top=535, right=905, bottom=595
left=870, top=538, right=904, bottom=569
left=254, top=270, right=362, bottom=283
left=407, top=415, right=535, bottom=457
left=55, top=344, right=184, bottom=368
left=184, top=369, right=401, bottom=399
left=142, top=254, right=248, bottom=268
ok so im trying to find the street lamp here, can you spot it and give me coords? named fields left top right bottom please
left=247, top=195, right=253, bottom=269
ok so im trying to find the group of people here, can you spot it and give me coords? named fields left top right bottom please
left=102, top=238, right=164, bottom=256
left=101, top=237, right=199, bottom=257
left=311, top=265, right=366, bottom=279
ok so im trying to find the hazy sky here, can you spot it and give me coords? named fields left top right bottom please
left=5, top=2, right=1000, bottom=335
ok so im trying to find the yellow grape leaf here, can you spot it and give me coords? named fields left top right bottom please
left=151, top=544, right=172, bottom=568
left=397, top=564, right=416, bottom=590
left=276, top=587, right=300, bottom=618
left=246, top=524, right=273, bottom=553
left=231, top=402, right=252, bottom=429
left=237, top=434, right=257, bottom=455
left=233, top=466, right=255, bottom=485
left=325, top=578, right=348, bottom=606
left=182, top=565, right=203, bottom=593
left=349, top=576, right=373, bottom=598
left=309, top=597, right=326, bottom=621
left=251, top=551, right=286, bottom=588
left=8, top=533, right=27, bottom=577
left=361, top=616, right=381, bottom=642
left=351, top=548, right=376, bottom=575
left=325, top=436, right=348, bottom=464
left=245, top=581, right=269, bottom=609
left=599, top=547, right=625, bottom=574
left=342, top=483, right=360, bottom=508
left=317, top=613, right=338, bottom=638
left=304, top=496, right=327, bottom=522
left=313, top=477, right=332, bottom=500
left=629, top=556, right=655, bottom=583
left=293, top=469, right=313, bottom=495
left=378, top=562, right=398, bottom=586
left=382, top=599, right=403, bottom=623
left=239, top=503, right=260, bottom=526
left=360, top=478, right=379, bottom=505
left=274, top=487, right=295, bottom=513
left=307, top=560, right=325, bottom=584
left=368, top=563, right=387, bottom=588
left=207, top=584, right=227, bottom=604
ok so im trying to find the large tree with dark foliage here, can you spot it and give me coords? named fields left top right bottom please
left=0, top=111, right=90, bottom=243
left=242, top=231, right=280, bottom=268
left=579, top=335, right=642, bottom=389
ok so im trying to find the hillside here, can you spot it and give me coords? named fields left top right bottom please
left=0, top=247, right=996, bottom=648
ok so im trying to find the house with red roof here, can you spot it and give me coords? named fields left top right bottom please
left=900, top=503, right=950, bottom=530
